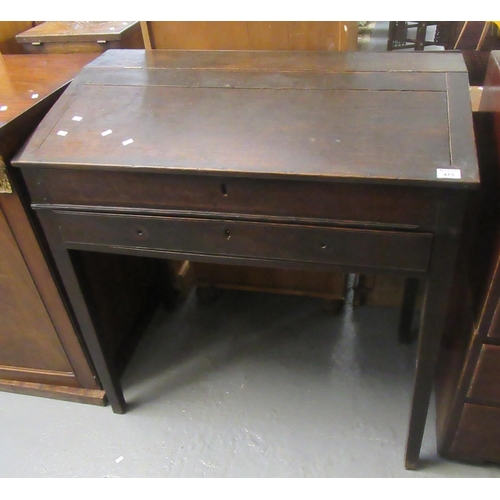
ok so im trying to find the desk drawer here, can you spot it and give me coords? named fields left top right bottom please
left=55, top=212, right=432, bottom=273
left=448, top=404, right=500, bottom=463
left=467, top=345, right=500, bottom=405
left=25, top=169, right=440, bottom=230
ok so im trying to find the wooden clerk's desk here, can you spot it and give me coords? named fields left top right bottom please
left=13, top=50, right=479, bottom=469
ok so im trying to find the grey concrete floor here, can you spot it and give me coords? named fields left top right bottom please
left=1, top=283, right=500, bottom=478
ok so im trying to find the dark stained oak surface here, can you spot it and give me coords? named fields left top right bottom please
left=23, top=168, right=442, bottom=230
left=15, top=50, right=479, bottom=187
left=12, top=50, right=480, bottom=469
left=84, top=49, right=471, bottom=72
left=55, top=211, right=433, bottom=273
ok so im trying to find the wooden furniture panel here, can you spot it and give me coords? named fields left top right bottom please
left=52, top=211, right=433, bottom=274
left=467, top=345, right=500, bottom=403
left=353, top=274, right=424, bottom=308
left=20, top=82, right=456, bottom=183
left=0, top=202, right=74, bottom=376
left=69, top=251, right=169, bottom=379
left=487, top=303, right=500, bottom=339
left=449, top=404, right=500, bottom=463
left=16, top=21, right=143, bottom=54
left=0, top=53, right=105, bottom=405
left=0, top=21, right=34, bottom=54
left=144, top=21, right=358, bottom=51
left=435, top=51, right=500, bottom=464
left=191, top=263, right=347, bottom=302
left=24, top=169, right=441, bottom=230
left=14, top=50, right=478, bottom=471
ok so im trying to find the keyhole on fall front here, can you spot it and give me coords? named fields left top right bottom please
left=225, top=229, right=231, bottom=240
left=221, top=183, right=228, bottom=196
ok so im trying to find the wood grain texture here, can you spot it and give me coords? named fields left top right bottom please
left=0, top=53, right=97, bottom=131
left=0, top=21, right=34, bottom=54
left=0, top=378, right=106, bottom=406
left=54, top=211, right=433, bottom=274
left=0, top=53, right=101, bottom=401
left=15, top=50, right=478, bottom=188
left=16, top=21, right=140, bottom=43
left=146, top=22, right=358, bottom=51
left=0, top=203, right=73, bottom=372
left=467, top=345, right=500, bottom=404
left=192, top=263, right=347, bottom=301
left=24, top=168, right=441, bottom=230
left=15, top=22, right=143, bottom=54
left=14, top=50, right=477, bottom=468
left=434, top=52, right=500, bottom=465
left=448, top=404, right=500, bottom=462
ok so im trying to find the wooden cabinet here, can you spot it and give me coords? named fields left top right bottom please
left=142, top=21, right=358, bottom=51
left=0, top=53, right=105, bottom=405
left=435, top=50, right=500, bottom=464
left=0, top=21, right=35, bottom=53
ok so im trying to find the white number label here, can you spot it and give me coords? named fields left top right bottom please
left=436, top=168, right=461, bottom=179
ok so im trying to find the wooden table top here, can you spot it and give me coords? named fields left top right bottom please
left=15, top=22, right=139, bottom=44
left=0, top=53, right=98, bottom=133
left=15, top=49, right=479, bottom=188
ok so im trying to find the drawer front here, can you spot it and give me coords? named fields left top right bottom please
left=25, top=168, right=440, bottom=230
left=487, top=300, right=500, bottom=340
left=55, top=211, right=432, bottom=273
left=468, top=344, right=500, bottom=404
left=448, top=403, right=500, bottom=464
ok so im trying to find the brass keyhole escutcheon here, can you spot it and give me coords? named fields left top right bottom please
left=225, top=229, right=231, bottom=240
left=221, top=183, right=228, bottom=196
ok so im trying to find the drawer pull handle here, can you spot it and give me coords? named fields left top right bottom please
left=221, top=183, right=228, bottom=196
left=137, top=230, right=144, bottom=236
left=321, top=243, right=327, bottom=249
left=225, top=229, right=231, bottom=240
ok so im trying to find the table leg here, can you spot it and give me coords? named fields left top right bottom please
left=404, top=276, right=447, bottom=469
left=398, top=278, right=420, bottom=344
left=35, top=210, right=127, bottom=414
left=404, top=192, right=467, bottom=469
